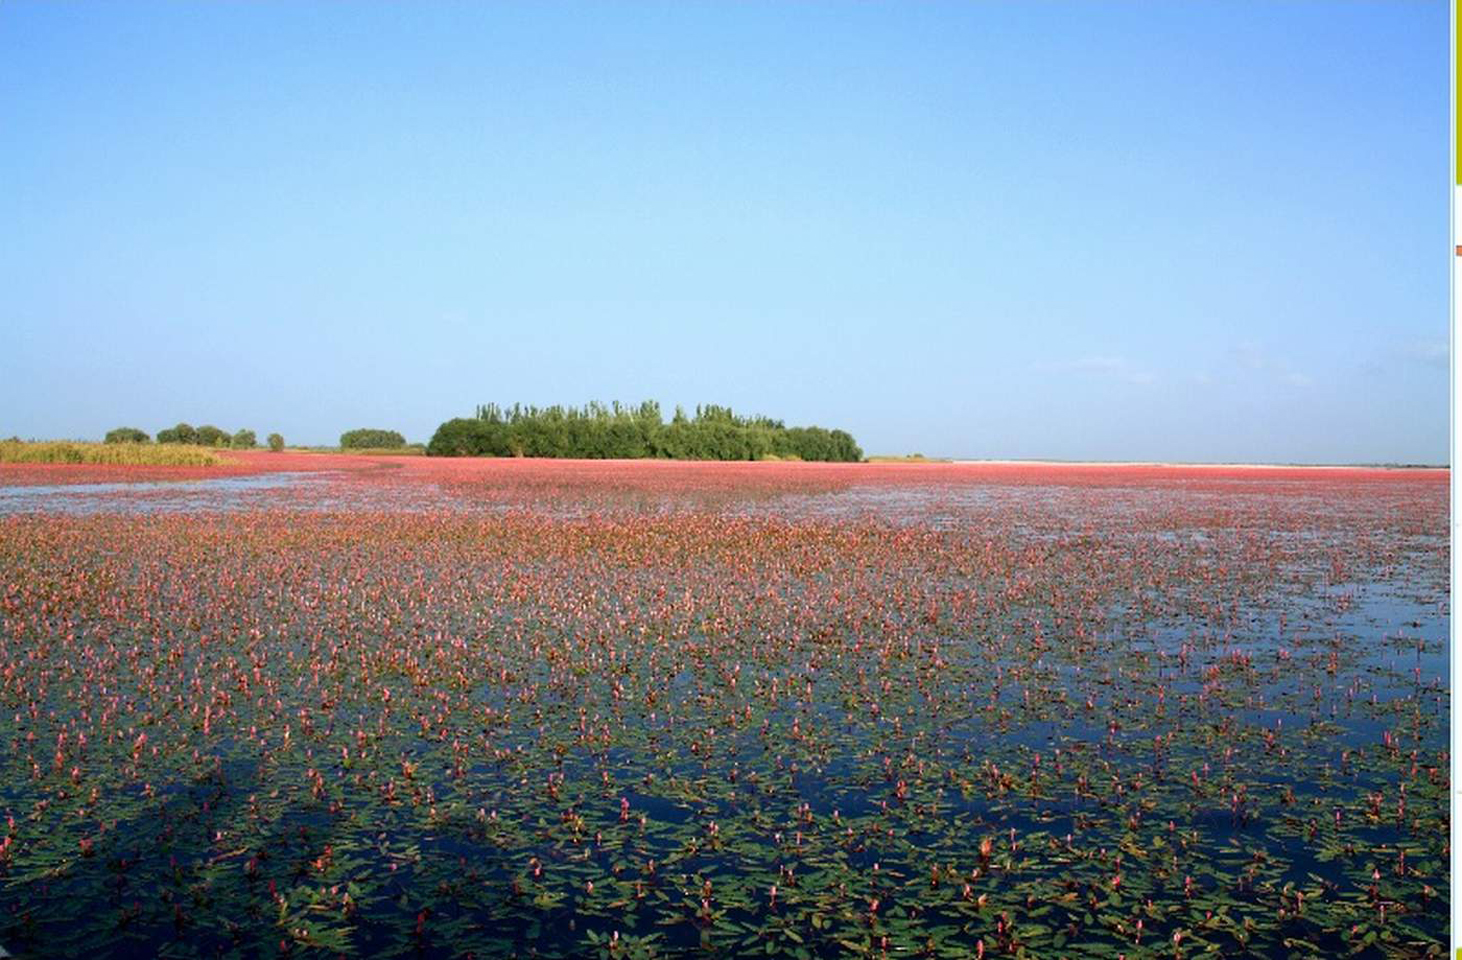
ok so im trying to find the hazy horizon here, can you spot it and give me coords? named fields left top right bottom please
left=1, top=3, right=1448, bottom=463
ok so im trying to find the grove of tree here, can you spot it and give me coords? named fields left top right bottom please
left=427, top=401, right=862, bottom=462
left=340, top=428, right=407, bottom=449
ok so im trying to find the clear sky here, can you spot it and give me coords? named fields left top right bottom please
left=1, top=2, right=1448, bottom=463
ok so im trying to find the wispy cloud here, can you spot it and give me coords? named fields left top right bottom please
left=1399, top=338, right=1448, bottom=369
left=1228, top=341, right=1313, bottom=388
left=1034, top=355, right=1154, bottom=385
left=1357, top=338, right=1446, bottom=378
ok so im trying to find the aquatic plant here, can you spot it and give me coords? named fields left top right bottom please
left=0, top=460, right=1446, bottom=957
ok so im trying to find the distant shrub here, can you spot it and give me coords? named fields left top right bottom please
left=156, top=422, right=198, bottom=445
left=341, top=428, right=406, bottom=449
left=231, top=429, right=257, bottom=449
left=104, top=427, right=149, bottom=444
left=196, top=425, right=230, bottom=447
left=332, top=444, right=427, bottom=456
left=267, top=433, right=285, bottom=452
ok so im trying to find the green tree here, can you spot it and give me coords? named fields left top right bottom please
left=340, top=428, right=407, bottom=449
left=104, top=427, right=149, bottom=444
left=196, top=425, right=229, bottom=447
left=157, top=422, right=197, bottom=445
left=267, top=433, right=285, bottom=452
left=432, top=401, right=863, bottom=461
left=231, top=429, right=257, bottom=449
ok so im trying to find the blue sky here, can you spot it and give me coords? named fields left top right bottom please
left=0, top=2, right=1447, bottom=462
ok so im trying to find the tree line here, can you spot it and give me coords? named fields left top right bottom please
left=426, top=401, right=863, bottom=462
left=104, top=424, right=413, bottom=452
left=107, top=424, right=285, bottom=451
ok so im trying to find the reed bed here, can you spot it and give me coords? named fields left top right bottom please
left=0, top=440, right=225, bottom=466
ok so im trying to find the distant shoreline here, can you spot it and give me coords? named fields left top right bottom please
left=940, top=459, right=1449, bottom=470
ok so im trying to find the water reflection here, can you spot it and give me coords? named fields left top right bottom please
left=0, top=472, right=325, bottom=514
